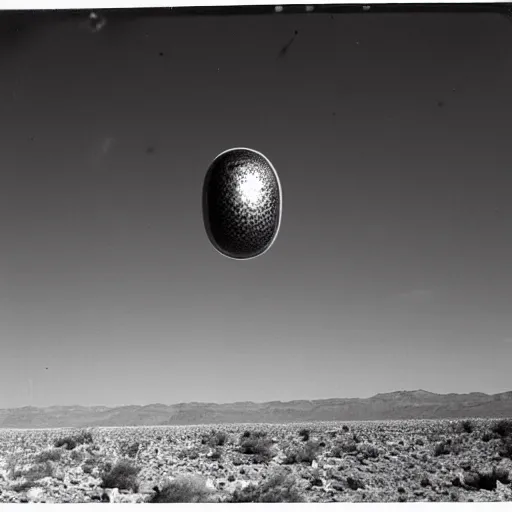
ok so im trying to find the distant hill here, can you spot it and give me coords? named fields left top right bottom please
left=1, top=390, right=512, bottom=429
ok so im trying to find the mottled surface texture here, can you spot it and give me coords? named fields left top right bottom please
left=1, top=419, right=512, bottom=503
left=203, top=149, right=281, bottom=259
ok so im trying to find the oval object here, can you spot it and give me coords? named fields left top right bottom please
left=202, top=147, right=282, bottom=260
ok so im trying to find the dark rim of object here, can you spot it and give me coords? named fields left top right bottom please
left=0, top=4, right=509, bottom=17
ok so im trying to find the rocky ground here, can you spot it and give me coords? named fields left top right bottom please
left=1, top=418, right=512, bottom=503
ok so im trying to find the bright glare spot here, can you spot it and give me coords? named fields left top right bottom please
left=238, top=174, right=264, bottom=206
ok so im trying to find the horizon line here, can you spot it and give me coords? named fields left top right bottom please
left=4, top=387, right=511, bottom=410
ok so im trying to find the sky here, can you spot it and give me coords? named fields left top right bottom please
left=1, top=9, right=512, bottom=408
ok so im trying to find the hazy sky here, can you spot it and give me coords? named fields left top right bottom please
left=1, top=9, right=512, bottom=408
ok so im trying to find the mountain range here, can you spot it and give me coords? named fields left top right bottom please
left=1, top=390, right=512, bottom=429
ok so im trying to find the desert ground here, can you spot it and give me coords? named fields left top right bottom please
left=1, top=418, right=512, bottom=503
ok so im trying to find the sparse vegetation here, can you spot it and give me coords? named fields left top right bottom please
left=35, top=448, right=62, bottom=463
left=463, top=467, right=510, bottom=491
left=11, top=481, right=37, bottom=493
left=492, top=419, right=512, bottom=438
left=331, top=440, right=358, bottom=457
left=54, top=430, right=93, bottom=451
left=434, top=438, right=463, bottom=457
left=2, top=418, right=512, bottom=503
left=150, top=475, right=213, bottom=503
left=482, top=431, right=493, bottom=442
left=298, top=428, right=311, bottom=442
left=177, top=447, right=199, bottom=460
left=434, top=440, right=451, bottom=457
left=75, top=430, right=94, bottom=445
left=239, top=431, right=274, bottom=463
left=498, top=438, right=512, bottom=459
left=21, top=461, right=55, bottom=481
left=209, top=447, right=223, bottom=461
left=202, top=430, right=228, bottom=447
left=346, top=475, right=365, bottom=490
left=119, top=441, right=140, bottom=458
left=455, top=420, right=475, bottom=434
left=54, top=436, right=77, bottom=450
left=100, top=459, right=140, bottom=492
left=284, top=440, right=321, bottom=464
left=420, top=476, right=431, bottom=487
left=358, top=443, right=379, bottom=459
left=82, top=460, right=94, bottom=474
left=229, top=471, right=304, bottom=502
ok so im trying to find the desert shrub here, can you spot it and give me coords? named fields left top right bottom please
left=209, top=448, right=222, bottom=461
left=100, top=459, right=140, bottom=492
left=11, top=481, right=37, bottom=493
left=9, top=467, right=23, bottom=479
left=54, top=430, right=94, bottom=450
left=98, top=460, right=113, bottom=474
left=358, top=443, right=379, bottom=459
left=240, top=430, right=267, bottom=442
left=35, top=449, right=61, bottom=463
left=74, top=430, right=94, bottom=445
left=455, top=420, right=474, bottom=434
left=212, top=431, right=228, bottom=446
left=229, top=471, right=303, bottom=503
left=283, top=440, right=320, bottom=464
left=239, top=433, right=274, bottom=463
left=311, top=477, right=323, bottom=487
left=82, top=462, right=94, bottom=474
left=464, top=467, right=510, bottom=490
left=54, top=436, right=77, bottom=450
left=331, top=441, right=358, bottom=458
left=346, top=476, right=365, bottom=490
left=14, top=461, right=56, bottom=482
left=150, top=475, right=213, bottom=503
left=434, top=441, right=449, bottom=456
left=298, top=429, right=310, bottom=442
left=177, top=448, right=199, bottom=460
left=492, top=419, right=512, bottom=438
left=420, top=477, right=431, bottom=487
left=434, top=439, right=462, bottom=457
left=482, top=431, right=493, bottom=442
left=462, top=420, right=474, bottom=433
left=119, top=441, right=140, bottom=458
left=342, top=425, right=350, bottom=432
left=70, top=449, right=85, bottom=462
left=493, top=467, right=511, bottom=484
left=499, top=438, right=512, bottom=459
left=29, top=461, right=54, bottom=480
left=452, top=476, right=462, bottom=487
left=203, top=430, right=228, bottom=447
